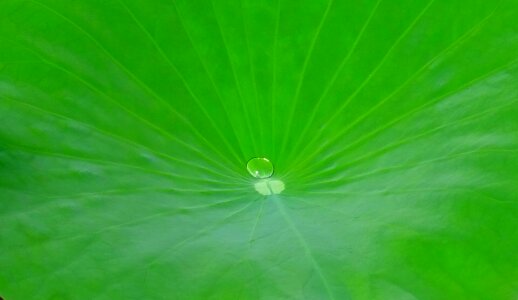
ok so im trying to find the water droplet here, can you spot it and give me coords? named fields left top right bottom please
left=246, top=157, right=274, bottom=179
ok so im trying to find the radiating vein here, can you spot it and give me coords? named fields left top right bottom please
left=3, top=187, right=253, bottom=222
left=288, top=0, right=437, bottom=167
left=240, top=0, right=263, bottom=150
left=28, top=0, right=243, bottom=173
left=3, top=143, right=245, bottom=188
left=295, top=7, right=499, bottom=167
left=2, top=96, right=245, bottom=182
left=18, top=194, right=254, bottom=248
left=287, top=0, right=383, bottom=159
left=305, top=148, right=516, bottom=188
left=271, top=0, right=282, bottom=161
left=209, top=0, right=258, bottom=154
left=288, top=8, right=506, bottom=170
left=117, top=0, right=246, bottom=167
left=279, top=0, right=334, bottom=158
left=297, top=90, right=518, bottom=181
left=291, top=56, right=518, bottom=172
left=12, top=41, right=237, bottom=175
left=274, top=197, right=335, bottom=300
left=247, top=197, right=266, bottom=248
left=145, top=199, right=255, bottom=267
left=120, top=0, right=247, bottom=164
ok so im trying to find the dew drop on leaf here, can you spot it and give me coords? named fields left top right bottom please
left=246, top=157, right=274, bottom=179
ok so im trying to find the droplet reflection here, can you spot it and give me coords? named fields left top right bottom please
left=254, top=179, right=285, bottom=195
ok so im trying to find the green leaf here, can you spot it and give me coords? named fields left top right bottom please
left=1, top=0, right=517, bottom=299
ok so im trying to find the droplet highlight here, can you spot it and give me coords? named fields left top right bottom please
left=246, top=157, right=274, bottom=179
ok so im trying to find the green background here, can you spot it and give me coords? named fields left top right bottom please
left=1, top=0, right=517, bottom=299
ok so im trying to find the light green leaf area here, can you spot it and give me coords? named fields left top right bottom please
left=1, top=0, right=517, bottom=299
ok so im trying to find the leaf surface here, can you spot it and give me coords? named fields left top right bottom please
left=1, top=0, right=517, bottom=299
